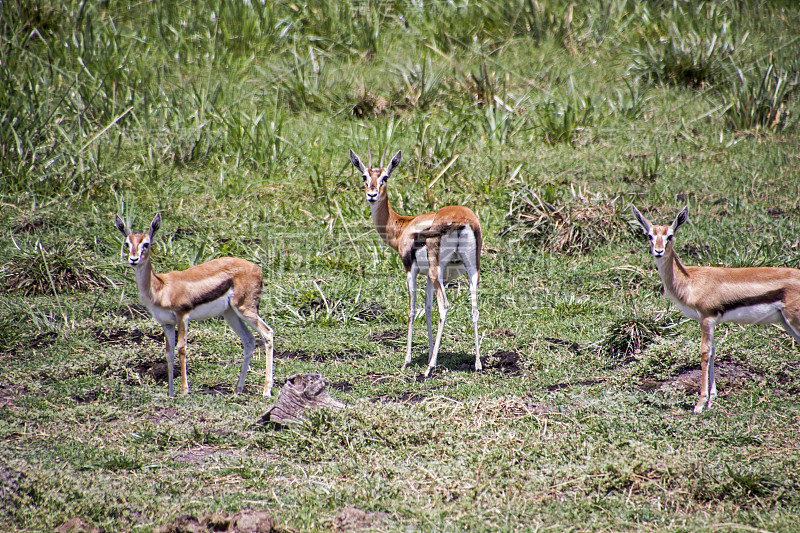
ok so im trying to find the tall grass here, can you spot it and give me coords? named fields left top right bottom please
left=2, top=2, right=800, bottom=530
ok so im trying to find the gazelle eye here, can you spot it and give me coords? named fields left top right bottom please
left=666, top=235, right=673, bottom=241
left=647, top=234, right=654, bottom=241
left=142, top=243, right=149, bottom=249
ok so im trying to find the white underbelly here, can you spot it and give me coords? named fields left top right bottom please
left=720, top=303, right=782, bottom=325
left=146, top=291, right=233, bottom=325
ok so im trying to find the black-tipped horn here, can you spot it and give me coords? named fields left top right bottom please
left=380, top=145, right=388, bottom=168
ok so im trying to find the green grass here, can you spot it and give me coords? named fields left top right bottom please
left=2, top=0, right=800, bottom=531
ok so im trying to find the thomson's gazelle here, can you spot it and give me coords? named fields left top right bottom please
left=632, top=205, right=800, bottom=413
left=349, top=147, right=482, bottom=377
left=115, top=213, right=275, bottom=397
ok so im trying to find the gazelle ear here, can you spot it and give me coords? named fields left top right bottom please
left=386, top=150, right=402, bottom=176
left=349, top=150, right=366, bottom=173
left=149, top=213, right=162, bottom=239
left=672, top=206, right=689, bottom=233
left=115, top=214, right=131, bottom=237
left=630, top=205, right=651, bottom=234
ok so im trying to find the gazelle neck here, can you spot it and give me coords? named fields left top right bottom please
left=369, top=193, right=401, bottom=251
left=654, top=248, right=690, bottom=302
left=133, top=256, right=162, bottom=306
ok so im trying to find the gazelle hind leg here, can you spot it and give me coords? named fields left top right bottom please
left=236, top=307, right=275, bottom=397
left=425, top=277, right=434, bottom=358
left=695, top=318, right=715, bottom=414
left=163, top=324, right=177, bottom=397
left=426, top=268, right=449, bottom=378
left=404, top=266, right=419, bottom=369
left=459, top=243, right=481, bottom=372
left=176, top=314, right=190, bottom=396
left=469, top=269, right=481, bottom=371
left=224, top=308, right=256, bottom=394
left=778, top=308, right=800, bottom=344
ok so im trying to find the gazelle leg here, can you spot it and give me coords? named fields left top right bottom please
left=426, top=267, right=449, bottom=378
left=237, top=307, right=275, bottom=397
left=425, top=277, right=434, bottom=358
left=163, top=324, right=176, bottom=397
left=708, top=334, right=717, bottom=408
left=403, top=266, right=419, bottom=369
left=779, top=309, right=800, bottom=344
left=176, top=313, right=190, bottom=396
left=469, top=268, right=481, bottom=371
left=695, top=317, right=715, bottom=414
left=224, top=309, right=256, bottom=394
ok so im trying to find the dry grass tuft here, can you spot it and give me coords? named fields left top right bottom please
left=351, top=85, right=391, bottom=117
left=504, top=187, right=624, bottom=254
left=601, top=316, right=666, bottom=361
left=1, top=240, right=113, bottom=296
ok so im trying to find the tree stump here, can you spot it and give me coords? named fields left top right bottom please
left=259, top=374, right=346, bottom=425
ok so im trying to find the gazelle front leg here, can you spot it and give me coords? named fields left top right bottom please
left=163, top=324, right=176, bottom=397
left=403, top=265, right=419, bottom=369
left=426, top=269, right=449, bottom=377
left=176, top=313, right=190, bottom=396
left=425, top=277, right=434, bottom=358
left=695, top=317, right=716, bottom=414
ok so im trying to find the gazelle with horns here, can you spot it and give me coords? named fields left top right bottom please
left=632, top=205, right=800, bottom=414
left=349, top=146, right=482, bottom=377
left=115, top=213, right=275, bottom=397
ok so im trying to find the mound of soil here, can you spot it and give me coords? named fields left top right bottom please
left=154, top=510, right=274, bottom=533
left=332, top=506, right=388, bottom=532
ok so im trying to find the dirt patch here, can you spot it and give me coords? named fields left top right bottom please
left=641, top=360, right=762, bottom=395
left=331, top=506, right=389, bottom=532
left=487, top=350, right=523, bottom=375
left=154, top=510, right=275, bottom=533
left=55, top=517, right=99, bottom=533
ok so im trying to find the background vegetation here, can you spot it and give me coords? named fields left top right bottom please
left=2, top=0, right=800, bottom=531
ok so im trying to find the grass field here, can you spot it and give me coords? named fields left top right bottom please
left=2, top=0, right=800, bottom=531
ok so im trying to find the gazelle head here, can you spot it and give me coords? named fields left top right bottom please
left=349, top=147, right=402, bottom=204
left=115, top=213, right=162, bottom=267
left=632, top=206, right=688, bottom=259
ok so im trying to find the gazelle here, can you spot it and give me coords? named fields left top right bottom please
left=349, top=147, right=482, bottom=377
left=631, top=205, right=800, bottom=413
left=115, top=213, right=275, bottom=397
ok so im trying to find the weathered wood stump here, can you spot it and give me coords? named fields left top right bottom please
left=259, top=374, right=346, bottom=425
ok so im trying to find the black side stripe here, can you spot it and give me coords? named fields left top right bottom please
left=713, top=288, right=784, bottom=316
left=179, top=279, right=234, bottom=313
